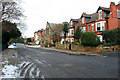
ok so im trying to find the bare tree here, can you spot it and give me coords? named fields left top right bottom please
left=51, top=24, right=63, bottom=43
left=2, top=0, right=24, bottom=23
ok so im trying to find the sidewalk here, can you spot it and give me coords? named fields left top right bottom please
left=0, top=49, right=19, bottom=78
left=42, top=47, right=103, bottom=56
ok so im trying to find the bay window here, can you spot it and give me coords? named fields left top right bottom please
left=97, top=23, right=100, bottom=31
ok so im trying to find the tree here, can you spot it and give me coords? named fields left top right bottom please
left=74, top=26, right=82, bottom=42
left=51, top=24, right=63, bottom=45
left=1, top=0, right=24, bottom=50
left=63, top=23, right=68, bottom=49
left=27, top=38, right=31, bottom=42
left=2, top=21, right=21, bottom=44
left=63, top=24, right=68, bottom=39
left=81, top=32, right=101, bottom=46
left=2, top=0, right=24, bottom=23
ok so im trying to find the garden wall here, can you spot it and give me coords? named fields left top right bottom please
left=56, top=42, right=120, bottom=52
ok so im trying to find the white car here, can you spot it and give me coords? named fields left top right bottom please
left=8, top=44, right=17, bottom=49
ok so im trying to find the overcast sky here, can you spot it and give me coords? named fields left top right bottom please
left=21, top=0, right=120, bottom=38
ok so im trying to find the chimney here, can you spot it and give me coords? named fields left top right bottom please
left=83, top=12, right=86, bottom=14
left=118, top=1, right=120, bottom=4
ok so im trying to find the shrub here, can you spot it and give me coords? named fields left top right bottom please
left=102, top=28, right=120, bottom=45
left=81, top=32, right=101, bottom=47
left=73, top=41, right=80, bottom=45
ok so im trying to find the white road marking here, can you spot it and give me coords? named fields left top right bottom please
left=23, top=63, right=34, bottom=78
left=36, top=68, right=40, bottom=78
left=29, top=66, right=36, bottom=78
left=35, top=60, right=44, bottom=64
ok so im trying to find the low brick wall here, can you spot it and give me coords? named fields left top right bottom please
left=56, top=42, right=120, bottom=52
left=71, top=45, right=102, bottom=52
left=72, top=44, right=120, bottom=52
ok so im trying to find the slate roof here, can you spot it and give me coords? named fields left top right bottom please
left=87, top=13, right=98, bottom=23
left=47, top=22, right=56, bottom=29
left=49, top=23, right=56, bottom=29
left=71, top=19, right=79, bottom=22
left=81, top=14, right=91, bottom=18
left=97, top=6, right=110, bottom=12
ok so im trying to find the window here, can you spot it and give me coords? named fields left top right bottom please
left=69, top=30, right=70, bottom=35
left=71, top=21, right=73, bottom=27
left=82, top=17, right=84, bottom=23
left=97, top=23, right=100, bottom=31
left=91, top=24, right=94, bottom=31
left=118, top=10, right=120, bottom=18
left=102, top=22, right=105, bottom=31
left=99, top=10, right=102, bottom=19
left=89, top=25, right=91, bottom=31
left=72, top=39, right=74, bottom=42
left=71, top=30, right=74, bottom=34
left=83, top=27, right=86, bottom=32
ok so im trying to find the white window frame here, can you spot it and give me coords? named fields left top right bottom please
left=91, top=24, right=94, bottom=31
left=71, top=21, right=73, bottom=27
left=71, top=30, right=74, bottom=34
left=98, top=10, right=102, bottom=19
left=95, top=21, right=106, bottom=31
left=82, top=17, right=84, bottom=23
left=83, top=27, right=86, bottom=32
left=102, top=22, right=105, bottom=31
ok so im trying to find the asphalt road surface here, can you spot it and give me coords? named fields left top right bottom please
left=16, top=44, right=118, bottom=78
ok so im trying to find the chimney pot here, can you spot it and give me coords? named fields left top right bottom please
left=110, top=2, right=115, bottom=5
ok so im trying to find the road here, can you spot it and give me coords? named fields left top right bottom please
left=16, top=44, right=118, bottom=78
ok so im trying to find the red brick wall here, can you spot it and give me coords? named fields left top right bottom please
left=108, top=2, right=118, bottom=30
left=86, top=22, right=96, bottom=32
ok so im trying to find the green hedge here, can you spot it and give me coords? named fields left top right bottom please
left=81, top=32, right=101, bottom=47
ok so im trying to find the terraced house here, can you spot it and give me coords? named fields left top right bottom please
left=75, top=2, right=120, bottom=42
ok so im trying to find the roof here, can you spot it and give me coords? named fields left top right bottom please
left=81, top=14, right=91, bottom=19
left=87, top=13, right=98, bottom=23
left=71, top=19, right=79, bottom=22
left=97, top=6, right=110, bottom=12
left=49, top=23, right=56, bottom=29
left=47, top=22, right=56, bottom=29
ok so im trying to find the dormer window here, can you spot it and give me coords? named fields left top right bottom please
left=99, top=10, right=102, bottom=19
left=71, top=21, right=73, bottom=27
left=82, top=17, right=84, bottom=23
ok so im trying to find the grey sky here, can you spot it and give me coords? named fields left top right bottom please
left=21, top=0, right=120, bottom=38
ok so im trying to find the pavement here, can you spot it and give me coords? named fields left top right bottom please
left=41, top=47, right=105, bottom=56
left=0, top=48, right=44, bottom=79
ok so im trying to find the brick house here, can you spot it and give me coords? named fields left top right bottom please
left=75, top=2, right=120, bottom=42
left=66, top=19, right=79, bottom=43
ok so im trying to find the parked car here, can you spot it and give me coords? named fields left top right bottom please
left=8, top=43, right=17, bottom=49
